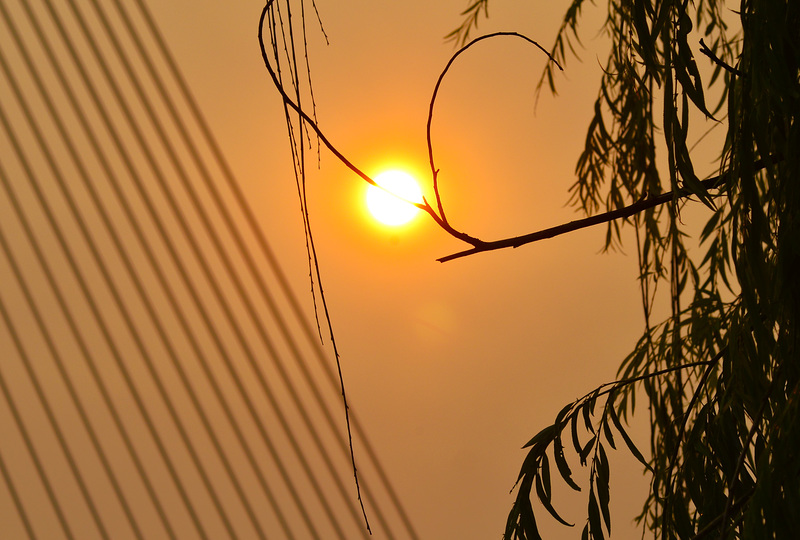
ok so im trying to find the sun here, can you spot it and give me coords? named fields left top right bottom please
left=366, top=170, right=424, bottom=226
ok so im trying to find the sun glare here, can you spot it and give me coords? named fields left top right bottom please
left=366, top=170, right=423, bottom=226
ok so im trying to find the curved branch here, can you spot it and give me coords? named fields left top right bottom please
left=262, top=0, right=781, bottom=270
left=426, top=32, right=562, bottom=228
left=259, top=7, right=566, bottom=255
left=259, top=4, right=369, bottom=187
left=259, top=1, right=489, bottom=271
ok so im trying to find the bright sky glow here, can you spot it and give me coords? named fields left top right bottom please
left=366, top=170, right=424, bottom=226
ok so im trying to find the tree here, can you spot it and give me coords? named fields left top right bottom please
left=260, top=0, right=799, bottom=538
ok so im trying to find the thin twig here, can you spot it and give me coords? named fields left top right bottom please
left=260, top=3, right=371, bottom=532
left=438, top=153, right=784, bottom=262
left=426, top=32, right=562, bottom=228
left=576, top=360, right=716, bottom=412
left=664, top=350, right=724, bottom=510
left=699, top=38, right=744, bottom=77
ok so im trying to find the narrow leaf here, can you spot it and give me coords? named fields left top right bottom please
left=608, top=404, right=653, bottom=471
left=596, top=445, right=612, bottom=534
left=555, top=402, right=573, bottom=426
left=582, top=402, right=595, bottom=434
left=540, top=453, right=551, bottom=498
left=535, top=468, right=574, bottom=527
left=524, top=424, right=556, bottom=449
left=571, top=412, right=583, bottom=454
left=580, top=436, right=595, bottom=466
left=554, top=436, right=582, bottom=492
left=588, top=489, right=605, bottom=540
left=601, top=413, right=616, bottom=450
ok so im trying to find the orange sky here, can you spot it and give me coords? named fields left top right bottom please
left=147, top=1, right=655, bottom=538
left=155, top=1, right=653, bottom=538
left=0, top=0, right=656, bottom=538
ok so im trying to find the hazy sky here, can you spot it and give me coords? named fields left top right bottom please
left=0, top=0, right=656, bottom=538
left=150, top=1, right=652, bottom=538
left=152, top=0, right=654, bottom=538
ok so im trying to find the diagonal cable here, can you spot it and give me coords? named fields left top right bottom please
left=13, top=1, right=306, bottom=537
left=0, top=28, right=145, bottom=534
left=0, top=194, right=144, bottom=540
left=42, top=0, right=326, bottom=535
left=0, top=304, right=70, bottom=540
left=0, top=85, right=116, bottom=540
left=105, top=0, right=385, bottom=535
left=0, top=230, right=74, bottom=540
left=33, top=1, right=328, bottom=538
left=1, top=3, right=272, bottom=538
left=0, top=8, right=189, bottom=540
left=68, top=0, right=360, bottom=536
left=0, top=36, right=215, bottom=540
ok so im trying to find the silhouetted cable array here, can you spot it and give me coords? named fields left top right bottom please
left=0, top=0, right=418, bottom=539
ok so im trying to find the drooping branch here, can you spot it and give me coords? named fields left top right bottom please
left=259, top=3, right=375, bottom=190
left=506, top=357, right=719, bottom=539
left=261, top=2, right=375, bottom=531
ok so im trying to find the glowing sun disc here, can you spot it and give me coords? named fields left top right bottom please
left=366, top=170, right=423, bottom=226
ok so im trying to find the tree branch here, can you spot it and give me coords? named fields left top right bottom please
left=437, top=175, right=725, bottom=262
left=699, top=38, right=744, bottom=77
left=573, top=359, right=717, bottom=416
left=689, top=486, right=754, bottom=540
left=438, top=152, right=783, bottom=263
left=258, top=2, right=758, bottom=269
left=260, top=3, right=374, bottom=532
left=426, top=32, right=562, bottom=230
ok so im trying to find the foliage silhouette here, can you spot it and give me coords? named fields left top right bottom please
left=261, top=0, right=799, bottom=537
left=449, top=1, right=800, bottom=538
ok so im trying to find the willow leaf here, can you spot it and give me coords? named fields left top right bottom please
left=553, top=435, right=581, bottom=492
left=608, top=404, right=652, bottom=471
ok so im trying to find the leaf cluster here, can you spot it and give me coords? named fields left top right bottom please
left=444, top=0, right=490, bottom=46
left=261, top=0, right=800, bottom=536
left=445, top=0, right=800, bottom=538
left=267, top=1, right=800, bottom=536
left=505, top=376, right=658, bottom=540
